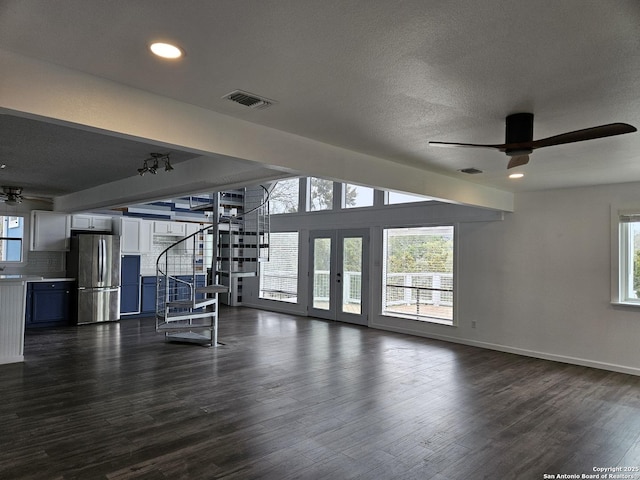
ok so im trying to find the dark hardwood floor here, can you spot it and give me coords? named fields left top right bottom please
left=2, top=307, right=640, bottom=479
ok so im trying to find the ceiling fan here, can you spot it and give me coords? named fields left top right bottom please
left=429, top=113, right=637, bottom=169
left=1, top=186, right=24, bottom=205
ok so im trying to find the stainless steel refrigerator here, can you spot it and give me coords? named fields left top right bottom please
left=68, top=234, right=121, bottom=324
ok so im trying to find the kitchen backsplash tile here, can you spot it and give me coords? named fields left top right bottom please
left=1, top=251, right=66, bottom=277
left=140, top=235, right=196, bottom=276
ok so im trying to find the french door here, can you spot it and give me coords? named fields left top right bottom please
left=308, top=229, right=369, bottom=325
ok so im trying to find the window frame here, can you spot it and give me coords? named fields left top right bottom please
left=613, top=209, right=640, bottom=306
left=268, top=178, right=301, bottom=215
left=0, top=215, right=26, bottom=264
left=258, top=231, right=300, bottom=304
left=381, top=224, right=456, bottom=326
left=307, top=177, right=335, bottom=212
left=343, top=183, right=375, bottom=209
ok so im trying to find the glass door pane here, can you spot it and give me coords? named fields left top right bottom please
left=309, top=229, right=368, bottom=325
left=341, top=237, right=362, bottom=315
left=312, top=237, right=332, bottom=311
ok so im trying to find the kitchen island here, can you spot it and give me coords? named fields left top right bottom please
left=0, top=275, right=41, bottom=364
left=0, top=275, right=74, bottom=364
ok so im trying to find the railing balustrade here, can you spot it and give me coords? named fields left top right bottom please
left=260, top=270, right=453, bottom=320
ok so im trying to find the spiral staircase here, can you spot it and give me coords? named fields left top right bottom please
left=154, top=185, right=270, bottom=346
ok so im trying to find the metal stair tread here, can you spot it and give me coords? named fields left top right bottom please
left=218, top=271, right=257, bottom=278
left=157, top=322, right=214, bottom=332
left=195, top=285, right=229, bottom=294
left=160, top=311, right=216, bottom=322
left=166, top=298, right=218, bottom=308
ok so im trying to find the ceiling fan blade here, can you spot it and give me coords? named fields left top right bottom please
left=507, top=155, right=529, bottom=169
left=428, top=141, right=505, bottom=151
left=530, top=123, right=636, bottom=150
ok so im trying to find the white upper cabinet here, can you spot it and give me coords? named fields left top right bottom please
left=153, top=221, right=185, bottom=236
left=71, top=214, right=113, bottom=232
left=30, top=210, right=71, bottom=251
left=185, top=222, right=200, bottom=237
left=114, top=217, right=153, bottom=254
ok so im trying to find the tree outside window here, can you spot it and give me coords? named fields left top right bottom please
left=269, top=178, right=299, bottom=214
left=382, top=226, right=454, bottom=324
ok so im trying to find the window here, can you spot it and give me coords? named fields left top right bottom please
left=343, top=184, right=374, bottom=209
left=382, top=226, right=454, bottom=324
left=386, top=191, right=433, bottom=205
left=617, top=213, right=640, bottom=304
left=269, top=178, right=299, bottom=214
left=0, top=215, right=25, bottom=263
left=308, top=177, right=333, bottom=211
left=259, top=232, right=299, bottom=303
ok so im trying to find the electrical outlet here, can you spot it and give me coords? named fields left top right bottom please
left=471, top=320, right=477, bottom=329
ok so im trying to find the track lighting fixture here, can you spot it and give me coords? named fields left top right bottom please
left=138, top=153, right=173, bottom=176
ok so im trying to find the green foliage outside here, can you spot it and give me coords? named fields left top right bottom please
left=270, top=178, right=359, bottom=214
left=387, top=234, right=453, bottom=274
left=271, top=179, right=453, bottom=276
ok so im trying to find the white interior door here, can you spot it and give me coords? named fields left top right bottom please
left=308, top=229, right=369, bottom=325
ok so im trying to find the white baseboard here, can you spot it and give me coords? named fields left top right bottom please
left=370, top=321, right=640, bottom=377
left=0, top=355, right=24, bottom=365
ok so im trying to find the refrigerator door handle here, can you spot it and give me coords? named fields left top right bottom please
left=97, top=238, right=102, bottom=284
left=100, top=238, right=106, bottom=284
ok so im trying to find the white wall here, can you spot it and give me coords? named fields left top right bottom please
left=373, top=181, right=640, bottom=375
left=458, top=182, right=640, bottom=374
left=245, top=181, right=640, bottom=375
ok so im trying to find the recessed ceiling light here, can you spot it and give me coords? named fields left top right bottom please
left=509, top=173, right=524, bottom=179
left=149, top=42, right=183, bottom=59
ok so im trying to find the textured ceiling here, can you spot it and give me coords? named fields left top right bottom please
left=0, top=115, right=198, bottom=198
left=0, top=0, right=639, bottom=200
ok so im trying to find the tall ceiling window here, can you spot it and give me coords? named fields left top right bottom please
left=343, top=184, right=374, bottom=209
left=308, top=177, right=334, bottom=212
left=269, top=178, right=300, bottom=214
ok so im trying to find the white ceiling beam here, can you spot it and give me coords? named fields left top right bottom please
left=0, top=48, right=514, bottom=212
left=54, top=155, right=291, bottom=213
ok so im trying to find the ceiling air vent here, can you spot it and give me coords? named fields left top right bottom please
left=222, top=90, right=275, bottom=110
left=459, top=167, right=483, bottom=174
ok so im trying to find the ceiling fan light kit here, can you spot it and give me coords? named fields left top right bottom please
left=430, top=113, right=637, bottom=169
left=1, top=186, right=24, bottom=205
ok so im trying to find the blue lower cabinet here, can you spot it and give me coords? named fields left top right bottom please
left=26, top=281, right=74, bottom=328
left=176, top=275, right=206, bottom=301
left=120, top=256, right=141, bottom=315
left=141, top=276, right=158, bottom=314
left=139, top=275, right=201, bottom=315
left=195, top=274, right=206, bottom=301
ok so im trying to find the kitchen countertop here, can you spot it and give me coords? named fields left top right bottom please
left=0, top=275, right=44, bottom=283
left=28, top=277, right=75, bottom=282
left=0, top=275, right=75, bottom=283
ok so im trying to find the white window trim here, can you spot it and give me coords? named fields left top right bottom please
left=0, top=214, right=26, bottom=265
left=611, top=206, right=640, bottom=307
left=381, top=224, right=457, bottom=326
left=258, top=231, right=300, bottom=304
